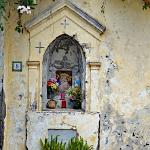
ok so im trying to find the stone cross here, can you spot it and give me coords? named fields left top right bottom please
left=35, top=42, right=45, bottom=53
left=61, top=19, right=69, bottom=29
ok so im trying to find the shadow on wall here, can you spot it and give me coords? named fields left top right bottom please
left=0, top=79, right=5, bottom=150
left=101, top=104, right=150, bottom=150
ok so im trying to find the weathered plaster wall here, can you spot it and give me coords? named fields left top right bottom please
left=98, top=0, right=150, bottom=149
left=3, top=0, right=150, bottom=150
left=3, top=1, right=30, bottom=149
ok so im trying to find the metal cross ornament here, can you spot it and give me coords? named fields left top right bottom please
left=61, top=19, right=69, bottom=29
left=35, top=42, right=45, bottom=53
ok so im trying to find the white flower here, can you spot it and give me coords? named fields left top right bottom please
left=27, top=6, right=31, bottom=10
left=17, top=5, right=32, bottom=15
left=22, top=5, right=25, bottom=9
left=17, top=5, right=22, bottom=10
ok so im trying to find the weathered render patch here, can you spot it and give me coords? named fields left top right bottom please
left=26, top=111, right=100, bottom=150
left=101, top=104, right=150, bottom=150
left=104, top=53, right=119, bottom=95
left=100, top=41, right=119, bottom=97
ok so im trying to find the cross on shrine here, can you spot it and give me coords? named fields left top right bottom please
left=35, top=42, right=45, bottom=53
left=61, top=19, right=69, bottom=29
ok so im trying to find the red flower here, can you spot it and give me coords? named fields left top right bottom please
left=47, top=81, right=53, bottom=87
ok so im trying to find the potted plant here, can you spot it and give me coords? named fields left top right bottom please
left=67, top=137, right=93, bottom=150
left=67, top=87, right=82, bottom=109
left=46, top=78, right=59, bottom=109
left=40, top=136, right=66, bottom=150
left=40, top=136, right=93, bottom=150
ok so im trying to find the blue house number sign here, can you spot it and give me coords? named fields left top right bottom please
left=12, top=61, right=22, bottom=72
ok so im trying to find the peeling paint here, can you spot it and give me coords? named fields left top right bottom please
left=101, top=104, right=150, bottom=150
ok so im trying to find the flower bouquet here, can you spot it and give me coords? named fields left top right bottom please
left=47, top=78, right=59, bottom=109
left=47, top=78, right=59, bottom=97
left=67, top=87, right=82, bottom=109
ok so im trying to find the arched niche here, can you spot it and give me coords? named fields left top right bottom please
left=25, top=0, right=105, bottom=112
left=42, top=34, right=86, bottom=110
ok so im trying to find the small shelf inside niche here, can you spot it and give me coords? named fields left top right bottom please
left=42, top=108, right=84, bottom=113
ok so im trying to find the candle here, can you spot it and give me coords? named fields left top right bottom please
left=61, top=100, right=66, bottom=108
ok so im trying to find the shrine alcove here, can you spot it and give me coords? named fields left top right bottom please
left=42, top=34, right=86, bottom=110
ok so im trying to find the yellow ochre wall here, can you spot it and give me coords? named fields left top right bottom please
left=3, top=0, right=150, bottom=149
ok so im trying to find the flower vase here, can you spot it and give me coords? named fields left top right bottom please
left=46, top=99, right=56, bottom=109
left=47, top=90, right=56, bottom=109
left=73, top=101, right=81, bottom=109
left=70, top=99, right=81, bottom=109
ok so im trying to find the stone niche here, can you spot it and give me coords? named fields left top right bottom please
left=25, top=0, right=105, bottom=149
left=42, top=34, right=85, bottom=110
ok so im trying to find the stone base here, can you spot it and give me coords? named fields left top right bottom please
left=26, top=111, right=100, bottom=150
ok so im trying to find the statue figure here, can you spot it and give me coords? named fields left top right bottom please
left=74, top=75, right=81, bottom=87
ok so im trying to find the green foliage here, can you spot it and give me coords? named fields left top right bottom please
left=19, top=0, right=34, bottom=6
left=15, top=15, right=23, bottom=33
left=40, top=136, right=93, bottom=150
left=15, top=0, right=36, bottom=33
left=0, top=0, right=36, bottom=32
left=143, top=1, right=150, bottom=10
left=15, top=0, right=36, bottom=9
left=0, top=0, right=7, bottom=31
left=0, top=0, right=7, bottom=18
left=67, top=87, right=82, bottom=109
left=40, top=136, right=66, bottom=150
left=40, top=138, right=50, bottom=150
left=67, top=137, right=93, bottom=150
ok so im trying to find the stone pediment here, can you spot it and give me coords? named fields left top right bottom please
left=25, top=0, right=106, bottom=34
